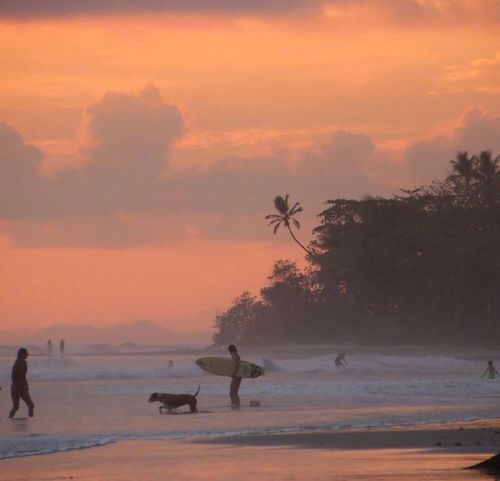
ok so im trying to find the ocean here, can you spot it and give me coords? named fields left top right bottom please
left=1, top=345, right=499, bottom=459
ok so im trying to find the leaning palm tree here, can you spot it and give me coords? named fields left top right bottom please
left=265, top=194, right=313, bottom=256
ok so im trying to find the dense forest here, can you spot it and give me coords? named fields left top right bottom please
left=213, top=151, right=500, bottom=345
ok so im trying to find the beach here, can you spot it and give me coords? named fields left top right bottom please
left=1, top=420, right=500, bottom=481
left=1, top=346, right=500, bottom=479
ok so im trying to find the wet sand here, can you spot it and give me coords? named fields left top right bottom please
left=199, top=419, right=500, bottom=451
left=1, top=420, right=500, bottom=481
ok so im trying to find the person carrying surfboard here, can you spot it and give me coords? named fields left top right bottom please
left=228, top=344, right=242, bottom=409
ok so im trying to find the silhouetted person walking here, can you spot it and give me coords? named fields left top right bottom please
left=59, top=338, right=65, bottom=359
left=228, top=344, right=241, bottom=409
left=47, top=339, right=53, bottom=358
left=9, top=348, right=35, bottom=418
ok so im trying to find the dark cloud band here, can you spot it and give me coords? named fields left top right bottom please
left=0, top=0, right=312, bottom=19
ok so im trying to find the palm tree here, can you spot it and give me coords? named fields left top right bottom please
left=474, top=150, right=499, bottom=208
left=265, top=194, right=313, bottom=256
left=447, top=151, right=476, bottom=193
left=476, top=150, right=499, bottom=176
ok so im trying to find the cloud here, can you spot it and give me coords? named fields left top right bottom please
left=326, top=0, right=500, bottom=25
left=441, top=52, right=500, bottom=94
left=3, top=86, right=498, bottom=248
left=2, top=213, right=187, bottom=248
left=403, top=107, right=500, bottom=184
left=0, top=90, right=388, bottom=247
left=0, top=123, right=45, bottom=219
left=0, top=0, right=313, bottom=19
left=1, top=0, right=498, bottom=24
left=1, top=86, right=184, bottom=222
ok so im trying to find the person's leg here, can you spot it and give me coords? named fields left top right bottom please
left=20, top=388, right=35, bottom=417
left=230, top=377, right=242, bottom=408
left=234, top=377, right=241, bottom=406
left=9, top=385, right=20, bottom=418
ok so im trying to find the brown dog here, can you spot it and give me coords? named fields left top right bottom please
left=148, top=385, right=200, bottom=414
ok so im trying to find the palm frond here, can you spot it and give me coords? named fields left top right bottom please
left=273, top=195, right=289, bottom=215
left=289, top=203, right=303, bottom=216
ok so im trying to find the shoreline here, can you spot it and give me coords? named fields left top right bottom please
left=197, top=418, right=500, bottom=452
left=2, top=417, right=500, bottom=461
left=1, top=420, right=500, bottom=480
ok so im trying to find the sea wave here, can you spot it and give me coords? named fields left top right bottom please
left=0, top=352, right=486, bottom=383
left=262, top=353, right=477, bottom=373
left=0, top=357, right=206, bottom=383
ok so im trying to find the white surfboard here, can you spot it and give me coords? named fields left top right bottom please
left=195, top=356, right=264, bottom=378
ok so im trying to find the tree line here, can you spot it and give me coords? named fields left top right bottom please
left=213, top=151, right=500, bottom=345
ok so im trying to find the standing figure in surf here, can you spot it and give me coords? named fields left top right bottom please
left=228, top=344, right=242, bottom=409
left=47, top=339, right=53, bottom=359
left=59, top=338, right=65, bottom=359
left=9, top=348, right=35, bottom=418
left=481, top=360, right=499, bottom=380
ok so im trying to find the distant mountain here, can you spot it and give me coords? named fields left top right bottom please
left=1, top=320, right=212, bottom=346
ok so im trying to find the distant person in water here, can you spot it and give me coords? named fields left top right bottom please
left=228, top=344, right=241, bottom=409
left=47, top=339, right=53, bottom=358
left=9, top=348, right=35, bottom=418
left=481, top=360, right=499, bottom=380
left=168, top=360, right=173, bottom=368
left=59, top=338, right=65, bottom=359
left=334, top=352, right=347, bottom=367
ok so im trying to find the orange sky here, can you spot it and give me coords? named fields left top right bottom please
left=1, top=1, right=499, bottom=335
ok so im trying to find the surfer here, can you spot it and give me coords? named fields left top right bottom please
left=481, top=360, right=499, bottom=380
left=9, top=348, right=35, bottom=419
left=228, top=344, right=241, bottom=409
left=334, top=352, right=347, bottom=367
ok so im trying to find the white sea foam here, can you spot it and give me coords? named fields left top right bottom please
left=0, top=355, right=205, bottom=383
left=262, top=353, right=475, bottom=374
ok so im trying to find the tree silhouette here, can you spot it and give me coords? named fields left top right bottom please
left=265, top=194, right=313, bottom=256
left=447, top=151, right=476, bottom=197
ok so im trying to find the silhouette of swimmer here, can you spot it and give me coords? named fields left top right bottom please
left=481, top=360, right=499, bottom=380
left=9, top=348, right=35, bottom=419
left=334, top=352, right=347, bottom=367
left=59, top=338, right=65, bottom=359
left=47, top=339, right=53, bottom=357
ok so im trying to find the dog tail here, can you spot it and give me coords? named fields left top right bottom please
left=194, top=385, right=200, bottom=397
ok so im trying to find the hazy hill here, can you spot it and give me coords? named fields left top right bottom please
left=1, top=320, right=211, bottom=346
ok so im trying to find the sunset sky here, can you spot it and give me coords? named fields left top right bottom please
left=1, top=0, right=499, bottom=335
